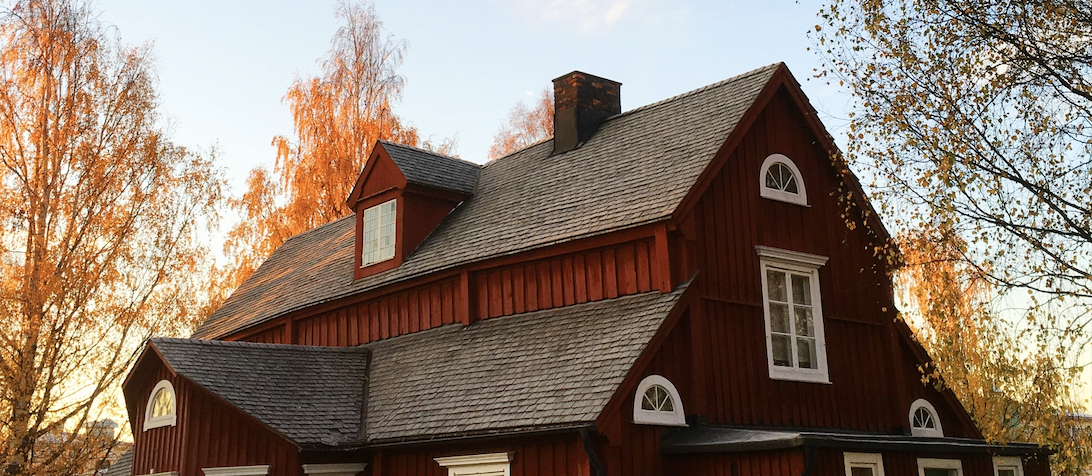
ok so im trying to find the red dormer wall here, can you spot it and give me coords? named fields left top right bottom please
left=347, top=145, right=465, bottom=280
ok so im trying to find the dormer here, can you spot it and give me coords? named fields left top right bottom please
left=346, top=141, right=480, bottom=279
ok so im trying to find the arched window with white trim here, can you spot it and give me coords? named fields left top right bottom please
left=633, top=375, right=686, bottom=427
left=909, top=399, right=943, bottom=437
left=144, top=380, right=177, bottom=431
left=760, top=154, right=808, bottom=206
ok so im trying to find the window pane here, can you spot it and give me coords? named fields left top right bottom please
left=770, top=303, right=790, bottom=333
left=913, top=407, right=936, bottom=429
left=791, top=274, right=811, bottom=305
left=772, top=334, right=792, bottom=367
left=794, top=307, right=814, bottom=337
left=151, top=389, right=173, bottom=417
left=797, top=337, right=817, bottom=369
left=767, top=270, right=787, bottom=301
left=850, top=467, right=874, bottom=476
left=924, top=469, right=956, bottom=476
left=998, top=470, right=1016, bottom=476
left=783, top=173, right=799, bottom=193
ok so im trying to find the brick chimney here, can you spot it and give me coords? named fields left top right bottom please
left=552, top=71, right=621, bottom=154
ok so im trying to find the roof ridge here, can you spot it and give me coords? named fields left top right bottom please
left=481, top=63, right=780, bottom=166
left=379, top=140, right=482, bottom=168
left=614, top=62, right=781, bottom=119
left=152, top=337, right=367, bottom=352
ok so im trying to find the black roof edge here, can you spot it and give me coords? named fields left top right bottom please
left=660, top=425, right=1052, bottom=457
left=295, top=422, right=593, bottom=453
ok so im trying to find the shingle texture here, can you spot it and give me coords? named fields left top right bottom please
left=157, top=287, right=686, bottom=448
left=194, top=63, right=778, bottom=340
left=363, top=286, right=686, bottom=442
left=381, top=141, right=480, bottom=194
left=150, top=338, right=370, bottom=447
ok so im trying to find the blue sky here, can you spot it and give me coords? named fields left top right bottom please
left=92, top=0, right=845, bottom=189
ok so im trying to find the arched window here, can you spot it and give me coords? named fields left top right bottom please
left=633, top=375, right=686, bottom=427
left=760, top=154, right=808, bottom=206
left=144, top=380, right=177, bottom=431
left=909, top=399, right=943, bottom=437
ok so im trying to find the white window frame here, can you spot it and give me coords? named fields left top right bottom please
left=993, top=456, right=1024, bottom=476
left=143, top=380, right=177, bottom=431
left=632, top=375, right=687, bottom=427
left=756, top=246, right=830, bottom=383
left=361, top=198, right=397, bottom=267
left=301, top=463, right=368, bottom=476
left=917, top=458, right=963, bottom=476
left=435, top=453, right=512, bottom=476
left=202, top=466, right=270, bottom=476
left=844, top=452, right=885, bottom=476
left=760, top=154, right=808, bottom=206
left=909, top=398, right=945, bottom=437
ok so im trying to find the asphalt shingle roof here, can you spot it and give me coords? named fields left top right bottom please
left=380, top=140, right=480, bottom=194
left=155, top=287, right=687, bottom=447
left=151, top=338, right=370, bottom=447
left=194, top=63, right=778, bottom=340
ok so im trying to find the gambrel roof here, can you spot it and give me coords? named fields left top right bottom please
left=150, top=286, right=688, bottom=448
left=194, top=63, right=780, bottom=340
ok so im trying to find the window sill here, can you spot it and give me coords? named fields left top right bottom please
left=769, top=367, right=831, bottom=384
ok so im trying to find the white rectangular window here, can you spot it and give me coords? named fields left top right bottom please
left=993, top=457, right=1024, bottom=476
left=435, top=453, right=511, bottom=476
left=844, top=452, right=885, bottom=476
left=918, top=458, right=964, bottom=476
left=757, top=246, right=830, bottom=383
left=361, top=199, right=396, bottom=267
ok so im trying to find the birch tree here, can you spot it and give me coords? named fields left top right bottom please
left=0, top=0, right=224, bottom=474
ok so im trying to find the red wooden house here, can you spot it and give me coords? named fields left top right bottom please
left=112, top=64, right=1050, bottom=476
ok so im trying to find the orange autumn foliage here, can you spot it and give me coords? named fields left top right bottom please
left=488, top=87, right=553, bottom=160
left=215, top=1, right=455, bottom=305
left=0, top=1, right=225, bottom=474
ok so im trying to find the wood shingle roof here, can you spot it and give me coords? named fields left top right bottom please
left=153, top=285, right=688, bottom=447
left=194, top=62, right=777, bottom=342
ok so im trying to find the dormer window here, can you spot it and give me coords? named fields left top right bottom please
left=760, top=154, right=808, bottom=206
left=362, top=199, right=396, bottom=267
left=633, top=375, right=686, bottom=426
left=143, top=380, right=177, bottom=431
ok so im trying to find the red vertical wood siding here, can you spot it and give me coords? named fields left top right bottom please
left=290, top=276, right=459, bottom=346
left=676, top=89, right=975, bottom=436
left=127, top=358, right=299, bottom=476
left=236, top=237, right=655, bottom=347
left=471, top=239, right=656, bottom=321
left=375, top=435, right=591, bottom=476
left=664, top=448, right=806, bottom=476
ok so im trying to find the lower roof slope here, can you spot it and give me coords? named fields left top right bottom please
left=364, top=286, right=687, bottom=442
left=151, top=338, right=370, bottom=447
left=154, top=285, right=688, bottom=449
left=194, top=63, right=779, bottom=340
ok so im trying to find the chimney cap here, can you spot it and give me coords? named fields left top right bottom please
left=552, top=70, right=622, bottom=86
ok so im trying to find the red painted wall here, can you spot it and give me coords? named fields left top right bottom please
left=230, top=235, right=659, bottom=347
left=125, top=355, right=301, bottom=476
left=371, top=435, right=591, bottom=476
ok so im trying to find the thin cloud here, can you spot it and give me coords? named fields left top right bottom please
left=509, top=0, right=679, bottom=34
